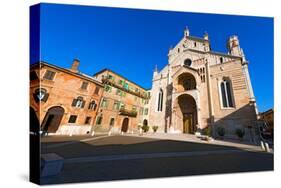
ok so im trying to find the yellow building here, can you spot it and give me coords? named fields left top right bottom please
left=93, top=69, right=150, bottom=133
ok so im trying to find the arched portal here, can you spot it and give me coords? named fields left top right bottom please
left=175, top=94, right=197, bottom=134
left=121, top=118, right=129, bottom=132
left=177, top=73, right=196, bottom=92
left=41, top=106, right=64, bottom=133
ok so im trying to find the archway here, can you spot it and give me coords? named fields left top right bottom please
left=121, top=118, right=129, bottom=132
left=41, top=106, right=64, bottom=133
left=177, top=73, right=196, bottom=92
left=176, top=94, right=197, bottom=134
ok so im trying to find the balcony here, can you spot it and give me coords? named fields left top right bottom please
left=102, top=77, right=149, bottom=99
left=119, top=107, right=138, bottom=117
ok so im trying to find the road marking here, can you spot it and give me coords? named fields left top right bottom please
left=64, top=149, right=248, bottom=164
left=80, top=135, right=111, bottom=142
left=43, top=135, right=110, bottom=149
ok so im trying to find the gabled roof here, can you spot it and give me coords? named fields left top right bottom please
left=184, top=47, right=242, bottom=59
left=171, top=64, right=199, bottom=78
left=186, top=35, right=209, bottom=42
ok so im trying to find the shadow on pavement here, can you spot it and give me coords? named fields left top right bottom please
left=40, top=135, right=273, bottom=185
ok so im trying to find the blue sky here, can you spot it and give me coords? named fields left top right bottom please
left=35, top=3, right=273, bottom=112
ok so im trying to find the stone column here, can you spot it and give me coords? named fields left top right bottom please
left=195, top=90, right=201, bottom=130
left=242, top=62, right=259, bottom=116
left=206, top=60, right=215, bottom=136
left=242, top=63, right=255, bottom=101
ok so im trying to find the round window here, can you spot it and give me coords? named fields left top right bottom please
left=184, top=59, right=192, bottom=66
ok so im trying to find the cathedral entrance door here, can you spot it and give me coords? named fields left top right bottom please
left=183, top=113, right=194, bottom=134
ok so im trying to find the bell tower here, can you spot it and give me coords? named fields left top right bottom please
left=153, top=64, right=158, bottom=79
left=227, top=35, right=242, bottom=56
left=184, top=26, right=190, bottom=37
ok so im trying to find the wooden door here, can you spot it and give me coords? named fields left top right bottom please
left=121, top=118, right=129, bottom=132
left=183, top=114, right=193, bottom=133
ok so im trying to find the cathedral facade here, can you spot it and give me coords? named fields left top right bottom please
left=148, top=28, right=258, bottom=139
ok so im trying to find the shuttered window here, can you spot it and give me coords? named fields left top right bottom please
left=101, top=98, right=108, bottom=108
left=94, top=86, right=100, bottom=95
left=85, top=117, right=92, bottom=124
left=81, top=81, right=89, bottom=90
left=43, top=70, right=56, bottom=80
left=144, top=108, right=149, bottom=115
left=88, top=101, right=97, bottom=110
left=71, top=97, right=85, bottom=108
left=96, top=116, right=102, bottom=125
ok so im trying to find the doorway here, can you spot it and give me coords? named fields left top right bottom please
left=143, top=119, right=148, bottom=126
left=41, top=106, right=64, bottom=133
left=176, top=94, right=197, bottom=134
left=183, top=113, right=195, bottom=134
left=121, top=118, right=129, bottom=132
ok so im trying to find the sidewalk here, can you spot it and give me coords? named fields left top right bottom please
left=123, top=132, right=267, bottom=153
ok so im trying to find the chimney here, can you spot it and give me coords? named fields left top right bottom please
left=71, top=58, right=80, bottom=73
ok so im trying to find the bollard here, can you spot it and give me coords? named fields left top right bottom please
left=265, top=142, right=271, bottom=152
left=260, top=141, right=265, bottom=151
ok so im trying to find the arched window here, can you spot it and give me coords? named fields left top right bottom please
left=220, top=79, right=234, bottom=108
left=184, top=59, right=192, bottom=66
left=157, top=89, right=163, bottom=112
left=88, top=100, right=97, bottom=110
left=72, top=96, right=85, bottom=108
left=178, top=73, right=196, bottom=91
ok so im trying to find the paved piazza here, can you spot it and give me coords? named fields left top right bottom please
left=41, top=134, right=273, bottom=184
